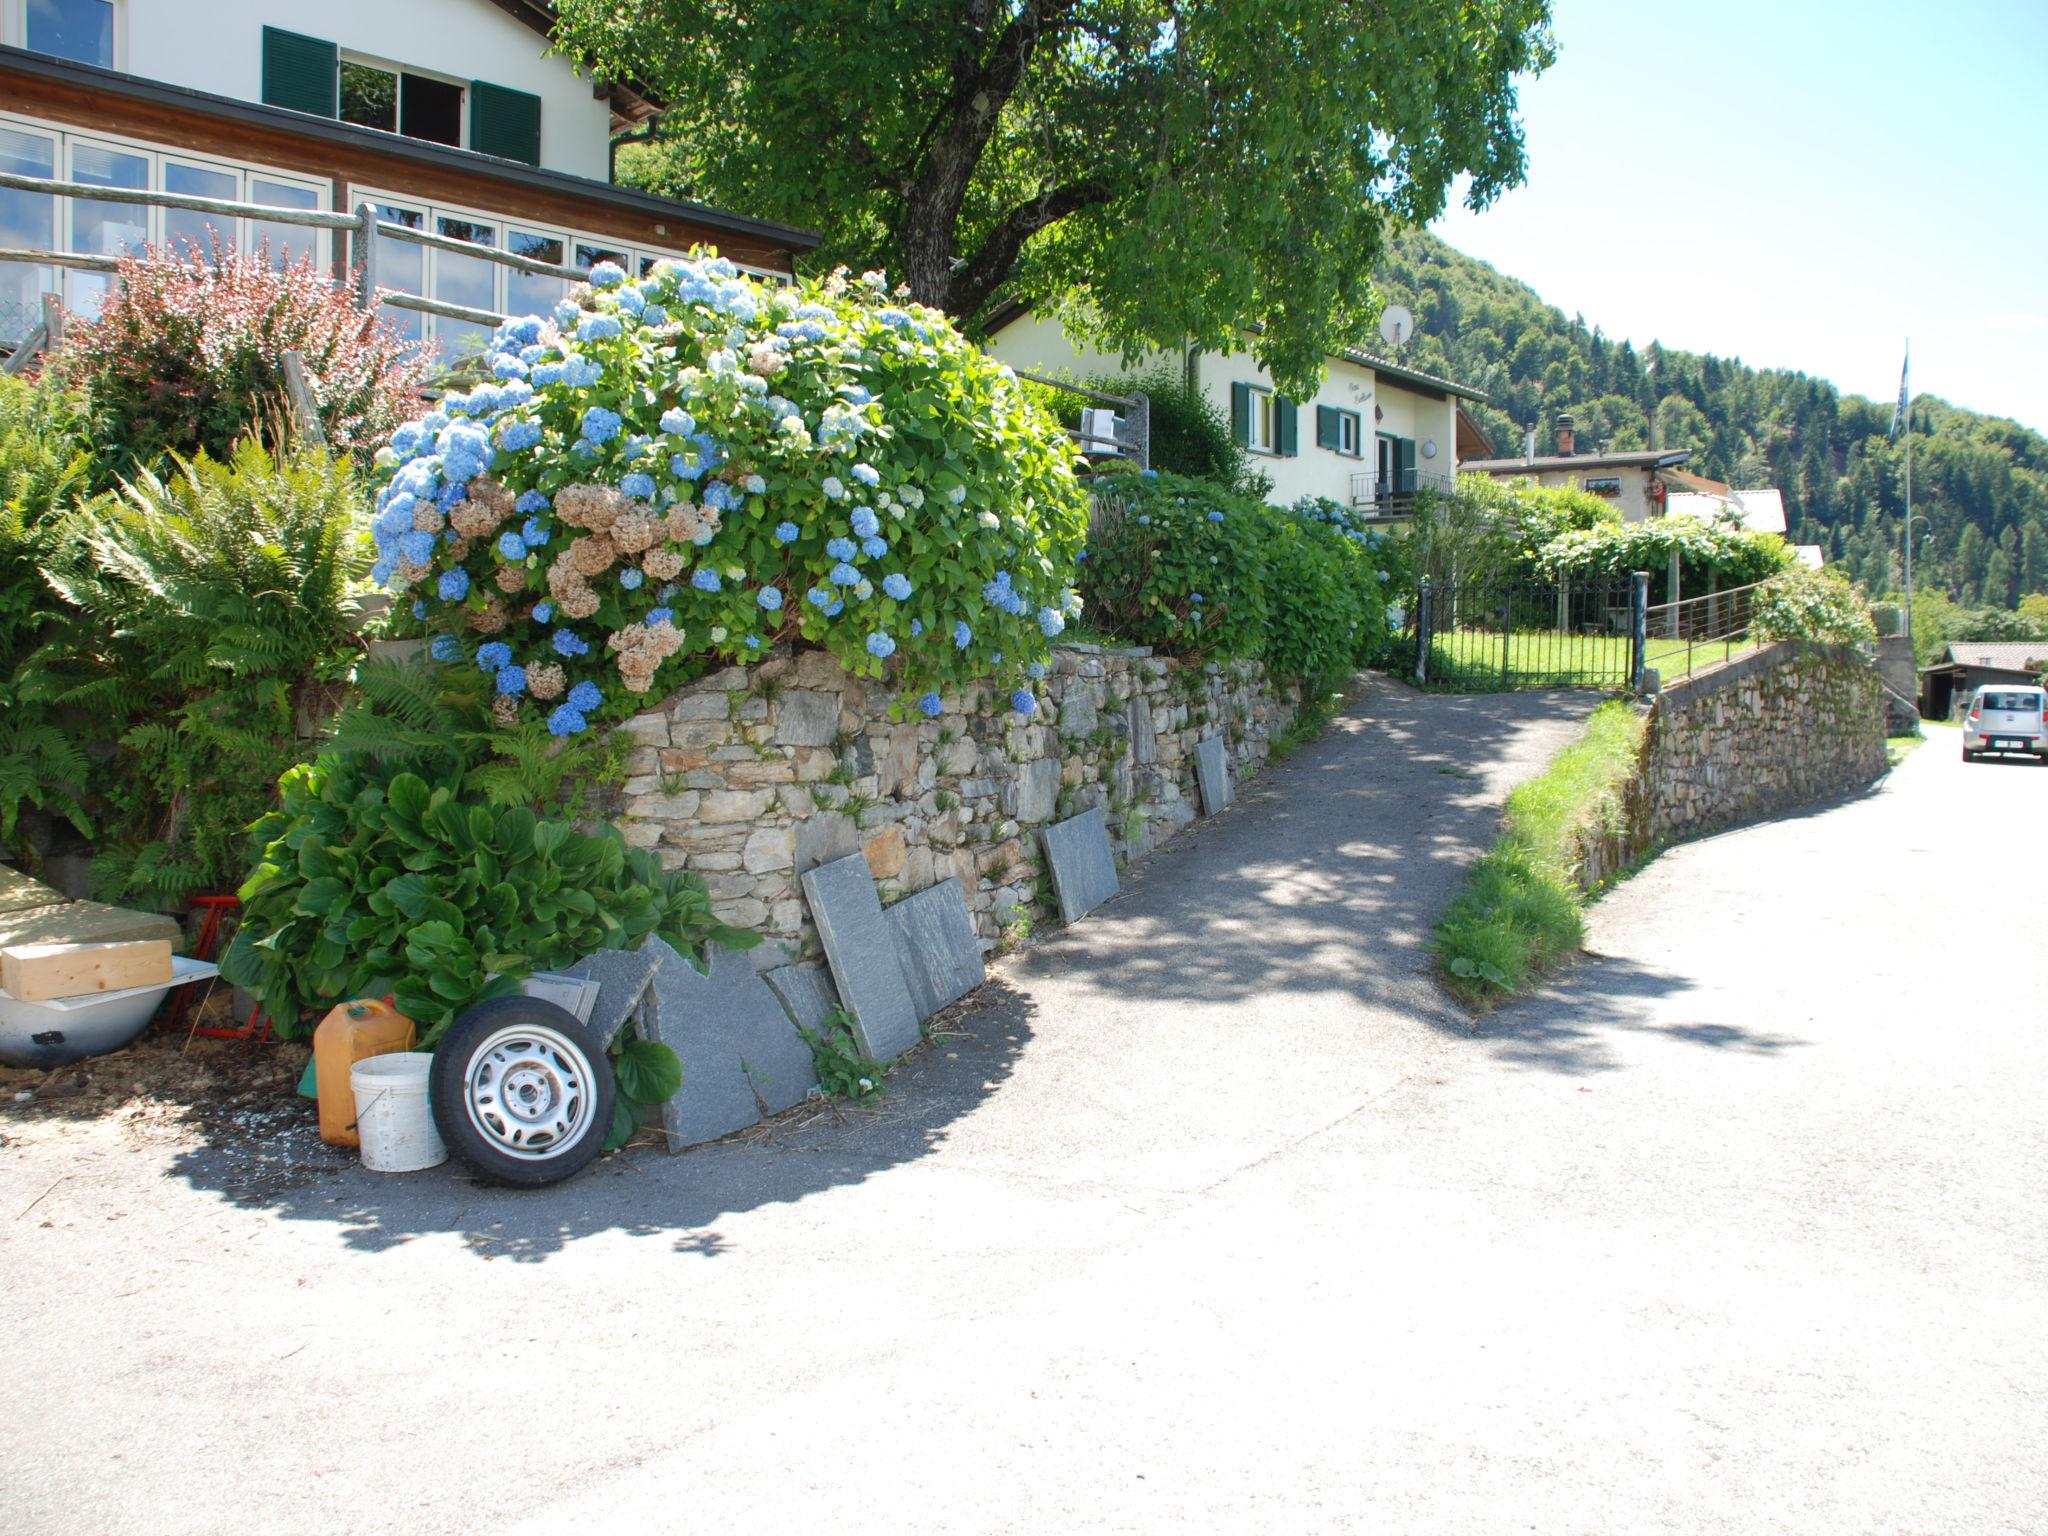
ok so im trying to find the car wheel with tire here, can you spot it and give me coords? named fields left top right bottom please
left=429, top=996, right=615, bottom=1187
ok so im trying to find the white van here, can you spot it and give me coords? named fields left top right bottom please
left=1961, top=684, right=2048, bottom=763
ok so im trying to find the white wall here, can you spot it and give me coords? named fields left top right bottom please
left=1493, top=467, right=1656, bottom=523
left=122, top=0, right=612, bottom=180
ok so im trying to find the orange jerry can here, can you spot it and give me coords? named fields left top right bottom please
left=312, top=998, right=417, bottom=1148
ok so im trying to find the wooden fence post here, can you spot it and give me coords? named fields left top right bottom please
left=1416, top=577, right=1433, bottom=686
left=279, top=349, right=327, bottom=449
left=353, top=202, right=381, bottom=310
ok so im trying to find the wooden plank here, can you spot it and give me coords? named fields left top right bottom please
left=2, top=939, right=173, bottom=1002
left=279, top=349, right=327, bottom=448
left=0, top=901, right=181, bottom=950
left=0, top=169, right=356, bottom=229
left=0, top=867, right=65, bottom=916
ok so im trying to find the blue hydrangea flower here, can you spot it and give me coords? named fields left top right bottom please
left=702, top=481, right=739, bottom=513
left=1038, top=607, right=1066, bottom=638
left=806, top=586, right=835, bottom=610
left=620, top=568, right=644, bottom=590
left=547, top=705, right=587, bottom=736
left=614, top=286, right=645, bottom=317
left=642, top=305, right=668, bottom=325
left=647, top=607, right=674, bottom=626
left=882, top=573, right=911, bottom=601
left=850, top=505, right=880, bottom=538
left=514, top=490, right=550, bottom=515
left=824, top=598, right=845, bottom=618
left=495, top=665, right=526, bottom=696
left=399, top=531, right=436, bottom=565
left=563, top=357, right=604, bottom=388
left=756, top=587, right=783, bottom=611
left=744, top=474, right=767, bottom=495
left=496, top=531, right=527, bottom=561
left=860, top=536, right=889, bottom=560
left=774, top=521, right=800, bottom=545
left=580, top=406, right=622, bottom=444
left=1138, top=515, right=1151, bottom=526
left=821, top=476, right=846, bottom=501
left=1028, top=661, right=1049, bottom=680
left=1190, top=593, right=1204, bottom=603
left=826, top=537, right=857, bottom=562
left=852, top=463, right=880, bottom=487
left=521, top=517, right=551, bottom=548
left=412, top=600, right=428, bottom=620
left=552, top=628, right=589, bottom=657
left=587, top=261, right=626, bottom=289
left=567, top=680, right=602, bottom=713
left=430, top=634, right=461, bottom=662
left=1011, top=689, right=1037, bottom=716
left=692, top=568, right=722, bottom=593
left=1207, top=511, right=1225, bottom=523
left=438, top=569, right=470, bottom=601
left=829, top=562, right=861, bottom=587
left=553, top=299, right=581, bottom=326
left=499, top=420, right=542, bottom=452
left=910, top=619, right=924, bottom=637
left=476, top=641, right=512, bottom=670
left=621, top=472, right=656, bottom=500
left=670, top=452, right=704, bottom=482
left=918, top=691, right=942, bottom=717
left=865, top=632, right=896, bottom=659
left=532, top=601, right=554, bottom=623
left=371, top=557, right=396, bottom=585
left=660, top=407, right=696, bottom=437
left=953, top=620, right=972, bottom=649
left=530, top=363, right=564, bottom=388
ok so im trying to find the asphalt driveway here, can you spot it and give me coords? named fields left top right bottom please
left=3, top=700, right=2039, bottom=1535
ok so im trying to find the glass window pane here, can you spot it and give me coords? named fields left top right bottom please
left=506, top=230, right=565, bottom=317
left=434, top=215, right=497, bottom=312
left=575, top=243, right=626, bottom=274
left=401, top=74, right=464, bottom=148
left=368, top=202, right=425, bottom=343
left=68, top=141, right=150, bottom=319
left=27, top=0, right=114, bottom=67
left=339, top=62, right=398, bottom=133
left=162, top=161, right=238, bottom=261
left=250, top=177, right=321, bottom=270
left=0, top=127, right=57, bottom=347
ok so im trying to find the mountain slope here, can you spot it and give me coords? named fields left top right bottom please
left=1375, top=229, right=2048, bottom=610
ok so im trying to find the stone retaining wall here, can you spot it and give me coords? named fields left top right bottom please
left=1631, top=640, right=1887, bottom=845
left=613, top=646, right=1301, bottom=955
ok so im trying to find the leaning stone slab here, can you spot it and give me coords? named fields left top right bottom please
left=882, top=879, right=985, bottom=1021
left=1038, top=807, right=1118, bottom=924
left=763, top=961, right=842, bottom=1035
left=562, top=944, right=663, bottom=1048
left=1194, top=735, right=1233, bottom=815
left=799, top=852, right=922, bottom=1060
left=637, top=938, right=820, bottom=1151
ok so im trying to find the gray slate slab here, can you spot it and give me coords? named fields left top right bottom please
left=882, top=879, right=985, bottom=1021
left=800, top=852, right=922, bottom=1060
left=1194, top=735, right=1234, bottom=815
left=1039, top=807, right=1119, bottom=924
left=637, top=938, right=820, bottom=1151
left=562, top=944, right=663, bottom=1048
left=763, top=962, right=841, bottom=1035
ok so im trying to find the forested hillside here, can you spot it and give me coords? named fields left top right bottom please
left=1375, top=230, right=2048, bottom=611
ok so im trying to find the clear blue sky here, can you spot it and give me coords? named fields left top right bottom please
left=1431, top=0, right=2048, bottom=434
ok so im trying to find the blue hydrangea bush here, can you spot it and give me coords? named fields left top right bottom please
left=370, top=259, right=1088, bottom=733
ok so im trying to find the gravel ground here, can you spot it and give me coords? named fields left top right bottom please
left=4, top=697, right=2035, bottom=1536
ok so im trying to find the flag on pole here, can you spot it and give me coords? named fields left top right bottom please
left=1888, top=347, right=1909, bottom=442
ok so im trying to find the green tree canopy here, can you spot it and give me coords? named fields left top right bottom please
left=554, top=0, right=1555, bottom=396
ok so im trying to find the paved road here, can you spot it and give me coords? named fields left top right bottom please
left=3, top=703, right=2041, bottom=1534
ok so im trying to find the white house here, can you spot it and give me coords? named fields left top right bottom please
left=981, top=303, right=1486, bottom=516
left=0, top=0, right=815, bottom=355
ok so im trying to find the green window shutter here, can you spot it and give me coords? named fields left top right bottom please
left=1230, top=382, right=1251, bottom=448
left=1396, top=436, right=1418, bottom=492
left=470, top=81, right=543, bottom=165
left=262, top=28, right=337, bottom=117
left=1276, top=398, right=1298, bottom=457
left=1315, top=405, right=1339, bottom=451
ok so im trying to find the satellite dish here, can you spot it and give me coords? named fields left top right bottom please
left=1379, top=304, right=1414, bottom=349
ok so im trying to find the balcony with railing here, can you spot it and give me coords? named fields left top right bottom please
left=1349, top=467, right=1455, bottom=517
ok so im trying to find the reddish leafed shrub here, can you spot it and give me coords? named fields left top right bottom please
left=54, top=242, right=429, bottom=483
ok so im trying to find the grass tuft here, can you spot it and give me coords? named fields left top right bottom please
left=1434, top=699, right=1646, bottom=1009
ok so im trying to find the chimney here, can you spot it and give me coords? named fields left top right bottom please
left=1555, top=413, right=1576, bottom=457
left=1523, top=426, right=1537, bottom=464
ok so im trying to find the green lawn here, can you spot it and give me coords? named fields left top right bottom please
left=1423, top=627, right=1757, bottom=690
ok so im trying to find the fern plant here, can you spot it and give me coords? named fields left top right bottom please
left=34, top=443, right=372, bottom=906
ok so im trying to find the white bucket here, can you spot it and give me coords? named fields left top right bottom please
left=350, top=1052, right=446, bottom=1173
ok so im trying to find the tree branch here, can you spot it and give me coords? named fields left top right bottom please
left=948, top=178, right=1113, bottom=321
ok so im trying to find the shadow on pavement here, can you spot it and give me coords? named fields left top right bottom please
left=158, top=978, right=1039, bottom=1261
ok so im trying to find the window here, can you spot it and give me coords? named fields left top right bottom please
left=1249, top=388, right=1276, bottom=453
left=505, top=229, right=567, bottom=316
left=1316, top=404, right=1362, bottom=457
left=161, top=158, right=237, bottom=258
left=0, top=123, right=56, bottom=343
left=26, top=0, right=113, bottom=67
left=66, top=137, right=147, bottom=318
left=1978, top=691, right=2044, bottom=714
left=339, top=57, right=464, bottom=150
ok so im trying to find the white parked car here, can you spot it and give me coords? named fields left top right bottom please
left=1961, top=684, right=2048, bottom=762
